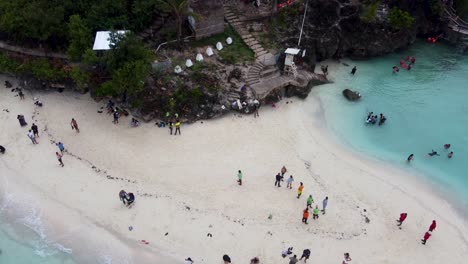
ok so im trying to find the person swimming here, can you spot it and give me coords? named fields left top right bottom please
left=407, top=154, right=414, bottom=162
left=351, top=66, right=357, bottom=75
left=428, top=150, right=440, bottom=156
left=392, top=66, right=399, bottom=73
left=378, top=113, right=387, bottom=126
left=444, top=144, right=451, bottom=149
left=448, top=152, right=453, bottom=158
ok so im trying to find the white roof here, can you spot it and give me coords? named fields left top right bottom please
left=93, top=30, right=129, bottom=51
left=285, top=48, right=300, bottom=55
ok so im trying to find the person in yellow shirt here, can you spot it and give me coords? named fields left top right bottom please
left=297, top=182, right=304, bottom=199
left=175, top=120, right=181, bottom=135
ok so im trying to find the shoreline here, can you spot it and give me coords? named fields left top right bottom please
left=1, top=75, right=468, bottom=263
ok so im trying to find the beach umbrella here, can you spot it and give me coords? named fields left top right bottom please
left=174, top=65, right=182, bottom=74
left=185, top=59, right=193, bottom=68
left=226, top=37, right=233, bottom=45
left=216, top=42, right=223, bottom=50
left=206, top=47, right=214, bottom=56
left=196, top=53, right=204, bottom=62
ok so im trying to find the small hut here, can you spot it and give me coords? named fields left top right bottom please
left=284, top=48, right=300, bottom=76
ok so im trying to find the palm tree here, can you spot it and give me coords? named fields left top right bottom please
left=156, top=0, right=199, bottom=44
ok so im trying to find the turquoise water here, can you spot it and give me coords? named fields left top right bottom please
left=313, top=40, right=468, bottom=209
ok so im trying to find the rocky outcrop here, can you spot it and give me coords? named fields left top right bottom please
left=342, top=89, right=361, bottom=101
left=271, top=0, right=447, bottom=62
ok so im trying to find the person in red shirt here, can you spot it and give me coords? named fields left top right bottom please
left=397, top=213, right=407, bottom=226
left=302, top=208, right=309, bottom=224
left=429, top=220, right=437, bottom=232
left=421, top=231, right=431, bottom=245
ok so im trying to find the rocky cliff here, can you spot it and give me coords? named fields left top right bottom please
left=270, top=0, right=447, bottom=62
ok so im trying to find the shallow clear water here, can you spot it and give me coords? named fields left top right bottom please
left=313, top=40, right=468, bottom=209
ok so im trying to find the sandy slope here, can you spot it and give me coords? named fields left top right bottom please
left=0, top=76, right=467, bottom=264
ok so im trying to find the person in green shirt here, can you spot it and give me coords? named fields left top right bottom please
left=313, top=205, right=320, bottom=220
left=237, top=170, right=243, bottom=185
left=306, top=195, right=314, bottom=208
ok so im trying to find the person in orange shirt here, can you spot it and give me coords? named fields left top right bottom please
left=297, top=182, right=304, bottom=199
left=302, top=208, right=309, bottom=224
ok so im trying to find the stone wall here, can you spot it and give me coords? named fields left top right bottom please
left=191, top=0, right=225, bottom=40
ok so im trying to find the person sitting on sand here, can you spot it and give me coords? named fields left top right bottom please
left=448, top=151, right=453, bottom=158
left=289, top=254, right=299, bottom=264
left=130, top=118, right=140, bottom=127
left=428, top=150, right=440, bottom=156
left=444, top=144, right=451, bottom=149
left=34, top=100, right=43, bottom=107
left=184, top=257, right=194, bottom=264
left=282, top=247, right=293, bottom=258
left=250, top=257, right=260, bottom=264
left=407, top=154, right=414, bottom=162
left=119, top=190, right=127, bottom=205
left=0, top=145, right=5, bottom=154
left=126, top=192, right=135, bottom=206
left=343, top=253, right=352, bottom=264
left=300, top=249, right=311, bottom=263
left=223, top=254, right=231, bottom=263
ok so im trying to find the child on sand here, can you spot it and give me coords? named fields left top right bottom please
left=302, top=208, right=309, bottom=224
left=287, top=175, right=294, bottom=189
left=397, top=213, right=407, bottom=226
left=429, top=220, right=436, bottom=232
left=297, top=182, right=304, bottom=198
left=307, top=195, right=313, bottom=208
left=421, top=231, right=431, bottom=245
left=313, top=206, right=320, bottom=219
left=322, top=197, right=328, bottom=214
left=57, top=142, right=65, bottom=154
left=281, top=166, right=287, bottom=176
left=56, top=152, right=64, bottom=167
left=71, top=118, right=80, bottom=133
left=237, top=170, right=243, bottom=185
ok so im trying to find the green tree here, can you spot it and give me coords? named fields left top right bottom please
left=361, top=1, right=380, bottom=23
left=388, top=7, right=415, bottom=29
left=67, top=15, right=92, bottom=61
left=155, top=0, right=200, bottom=44
left=105, top=32, right=152, bottom=72
left=70, top=66, right=91, bottom=92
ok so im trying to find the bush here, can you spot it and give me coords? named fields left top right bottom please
left=70, top=66, right=90, bottom=92
left=0, top=53, right=21, bottom=75
left=20, top=58, right=68, bottom=81
left=361, top=1, right=380, bottom=23
left=388, top=7, right=415, bottom=29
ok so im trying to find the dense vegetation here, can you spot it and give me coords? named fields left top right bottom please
left=388, top=7, right=415, bottom=29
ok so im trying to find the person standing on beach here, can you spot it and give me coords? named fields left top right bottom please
left=322, top=196, right=328, bottom=214
left=313, top=205, right=320, bottom=220
left=307, top=195, right=313, bottom=208
left=397, top=213, right=407, bottom=226
left=119, top=190, right=127, bottom=205
left=126, top=192, right=135, bottom=206
left=27, top=130, right=38, bottom=144
left=168, top=121, right=174, bottom=135
left=421, top=231, right=431, bottom=245
left=343, top=253, right=352, bottom=264
left=113, top=111, right=119, bottom=124
left=407, top=154, right=414, bottom=163
left=57, top=142, right=65, bottom=154
left=31, top=123, right=39, bottom=137
left=56, top=152, right=64, bottom=167
left=237, top=170, right=243, bottom=185
left=71, top=118, right=80, bottom=133
left=289, top=254, right=298, bottom=264
left=351, top=66, right=357, bottom=75
left=297, top=182, right=304, bottom=198
left=302, top=208, right=309, bottom=224
left=287, top=175, right=294, bottom=189
left=175, top=120, right=181, bottom=135
left=275, top=173, right=282, bottom=187
left=281, top=166, right=287, bottom=177
left=429, top=220, right=437, bottom=232
left=299, top=249, right=311, bottom=262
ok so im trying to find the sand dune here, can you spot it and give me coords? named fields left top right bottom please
left=1, top=76, right=467, bottom=263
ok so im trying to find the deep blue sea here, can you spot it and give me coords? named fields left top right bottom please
left=312, top=40, right=468, bottom=210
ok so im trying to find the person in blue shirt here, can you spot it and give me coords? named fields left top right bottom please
left=57, top=142, right=65, bottom=154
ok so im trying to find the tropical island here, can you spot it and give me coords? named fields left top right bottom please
left=0, top=0, right=468, bottom=263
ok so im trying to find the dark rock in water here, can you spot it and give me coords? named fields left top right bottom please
left=343, top=89, right=361, bottom=101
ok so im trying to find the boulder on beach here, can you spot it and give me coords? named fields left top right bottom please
left=342, top=89, right=361, bottom=101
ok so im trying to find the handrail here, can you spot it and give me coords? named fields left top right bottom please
left=444, top=8, right=468, bottom=32
left=444, top=6, right=468, bottom=27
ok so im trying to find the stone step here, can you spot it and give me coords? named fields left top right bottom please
left=250, top=44, right=262, bottom=50
left=246, top=79, right=260, bottom=85
left=254, top=48, right=265, bottom=54
left=244, top=39, right=257, bottom=45
left=252, top=64, right=263, bottom=70
left=241, top=34, right=253, bottom=39
left=255, top=50, right=268, bottom=57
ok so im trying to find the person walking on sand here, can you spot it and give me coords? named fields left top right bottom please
left=113, top=110, right=119, bottom=124
left=57, top=142, right=65, bottom=154
left=302, top=208, right=309, bottom=224
left=421, top=231, right=431, bottom=245
left=289, top=255, right=298, bottom=264
left=119, top=190, right=127, bottom=205
left=27, top=130, right=38, bottom=144
left=237, top=170, right=243, bottom=185
left=168, top=121, right=174, bottom=135
left=397, top=213, right=407, bottom=226
left=297, top=182, right=304, bottom=198
left=429, top=220, right=437, bottom=232
left=299, top=249, right=311, bottom=262
left=175, top=120, right=181, bottom=135
left=56, top=152, right=64, bottom=167
left=281, top=166, right=287, bottom=177
left=275, top=173, right=282, bottom=187
left=31, top=123, right=39, bottom=137
left=287, top=175, right=294, bottom=189
left=71, top=118, right=80, bottom=133
left=307, top=195, right=313, bottom=208
left=313, top=205, right=320, bottom=219
left=343, top=253, right=352, bottom=264
left=322, top=196, right=328, bottom=214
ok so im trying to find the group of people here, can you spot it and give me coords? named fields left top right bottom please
left=397, top=213, right=437, bottom=245
left=118, top=190, right=135, bottom=207
left=282, top=248, right=351, bottom=264
left=365, top=112, right=387, bottom=126
left=407, top=143, right=454, bottom=162
left=396, top=56, right=416, bottom=72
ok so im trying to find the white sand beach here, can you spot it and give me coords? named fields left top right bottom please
left=1, top=76, right=467, bottom=264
